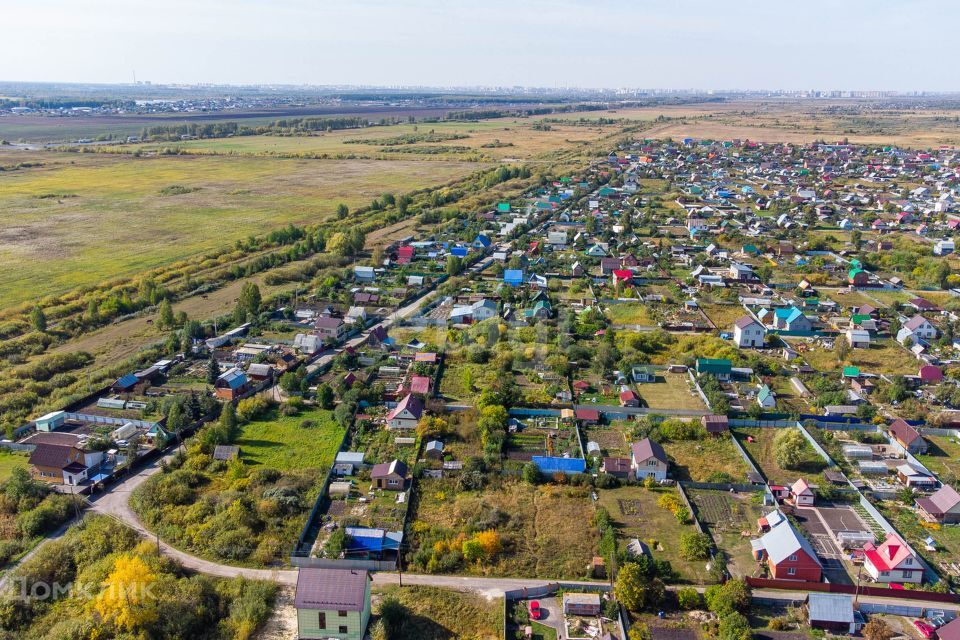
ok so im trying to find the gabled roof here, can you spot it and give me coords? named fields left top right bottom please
left=904, top=315, right=932, bottom=331
left=216, top=367, right=247, bottom=390
left=864, top=533, right=914, bottom=571
left=791, top=477, right=812, bottom=496
left=28, top=443, right=79, bottom=470
left=927, top=484, right=960, bottom=513
left=295, top=568, right=369, bottom=611
left=734, top=315, right=761, bottom=329
left=807, top=593, right=853, bottom=624
left=386, top=394, right=423, bottom=421
left=631, top=438, right=666, bottom=464
left=889, top=418, right=921, bottom=445
left=371, top=459, right=408, bottom=478
left=760, top=519, right=822, bottom=566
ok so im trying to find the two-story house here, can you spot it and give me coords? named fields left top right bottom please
left=734, top=315, right=766, bottom=348
left=630, top=438, right=668, bottom=482
left=295, top=568, right=372, bottom=640
left=863, top=533, right=923, bottom=584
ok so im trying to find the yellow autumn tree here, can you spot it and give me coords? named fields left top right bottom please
left=474, top=530, right=502, bottom=557
left=93, top=554, right=158, bottom=633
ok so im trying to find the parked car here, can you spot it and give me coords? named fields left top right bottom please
left=529, top=601, right=541, bottom=621
left=913, top=620, right=936, bottom=639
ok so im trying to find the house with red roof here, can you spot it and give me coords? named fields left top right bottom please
left=917, top=484, right=960, bottom=524
left=612, top=270, right=633, bottom=287
left=385, top=394, right=423, bottom=430
left=888, top=418, right=928, bottom=454
left=396, top=245, right=415, bottom=264
left=406, top=375, right=431, bottom=397
left=918, top=365, right=943, bottom=384
left=863, top=533, right=923, bottom=584
left=619, top=389, right=640, bottom=407
left=574, top=408, right=600, bottom=425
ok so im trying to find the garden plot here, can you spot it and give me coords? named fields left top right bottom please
left=584, top=422, right=632, bottom=458
left=662, top=436, right=751, bottom=483
left=687, top=489, right=767, bottom=578
left=407, top=478, right=599, bottom=579
left=732, top=427, right=829, bottom=486
left=507, top=422, right=581, bottom=461
left=596, top=485, right=714, bottom=584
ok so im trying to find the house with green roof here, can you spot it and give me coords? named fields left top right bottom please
left=848, top=268, right=869, bottom=287
left=696, top=358, right=732, bottom=381
left=757, top=385, right=776, bottom=409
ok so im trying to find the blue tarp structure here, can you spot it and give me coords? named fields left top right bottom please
left=504, top=269, right=524, bottom=286
left=532, top=456, right=586, bottom=475
left=345, top=527, right=403, bottom=555
left=114, top=373, right=139, bottom=390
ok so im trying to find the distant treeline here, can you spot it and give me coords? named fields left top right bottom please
left=139, top=115, right=404, bottom=141
left=441, top=103, right=608, bottom=121
left=0, top=98, right=134, bottom=110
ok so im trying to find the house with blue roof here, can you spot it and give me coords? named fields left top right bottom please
left=503, top=270, right=524, bottom=287
left=344, top=527, right=403, bottom=560
left=773, top=307, right=812, bottom=332
left=472, top=234, right=491, bottom=250
left=214, top=367, right=249, bottom=400
left=532, top=456, right=586, bottom=475
left=450, top=246, right=469, bottom=258
left=112, top=373, right=140, bottom=392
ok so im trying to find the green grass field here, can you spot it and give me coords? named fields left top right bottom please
left=0, top=450, right=28, bottom=483
left=637, top=374, right=708, bottom=411
left=236, top=407, right=345, bottom=470
left=0, top=150, right=475, bottom=308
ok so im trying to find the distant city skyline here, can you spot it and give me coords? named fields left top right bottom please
left=7, top=0, right=959, bottom=91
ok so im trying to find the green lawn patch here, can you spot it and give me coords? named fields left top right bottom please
left=236, top=407, right=345, bottom=471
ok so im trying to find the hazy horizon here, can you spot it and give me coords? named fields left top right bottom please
left=7, top=0, right=960, bottom=91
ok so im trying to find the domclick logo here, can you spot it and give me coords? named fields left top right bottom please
left=9, top=577, right=157, bottom=603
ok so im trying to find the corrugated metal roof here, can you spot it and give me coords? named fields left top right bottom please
left=808, top=593, right=853, bottom=624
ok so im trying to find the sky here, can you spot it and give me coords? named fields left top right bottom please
left=4, top=0, right=958, bottom=91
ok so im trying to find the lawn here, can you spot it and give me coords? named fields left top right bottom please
left=438, top=360, right=486, bottom=403
left=662, top=435, right=750, bottom=482
left=732, top=427, right=828, bottom=485
left=0, top=450, right=28, bottom=483
left=637, top=374, right=708, bottom=412
left=236, top=407, right=345, bottom=471
left=408, top=478, right=599, bottom=580
left=688, top=489, right=767, bottom=578
left=604, top=302, right=656, bottom=326
left=373, top=585, right=504, bottom=640
left=0, top=149, right=476, bottom=308
left=701, top=303, right=749, bottom=331
left=597, top=485, right=714, bottom=584
left=915, top=434, right=960, bottom=487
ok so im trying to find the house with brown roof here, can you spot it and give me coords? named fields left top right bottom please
left=917, top=484, right=960, bottom=524
left=371, top=459, right=407, bottom=491
left=601, top=457, right=631, bottom=479
left=701, top=415, right=730, bottom=435
left=385, top=394, right=423, bottom=430
left=888, top=418, right=928, bottom=454
left=630, top=438, right=668, bottom=482
left=29, top=442, right=96, bottom=486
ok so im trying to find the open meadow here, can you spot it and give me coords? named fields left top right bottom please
left=0, top=149, right=476, bottom=308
